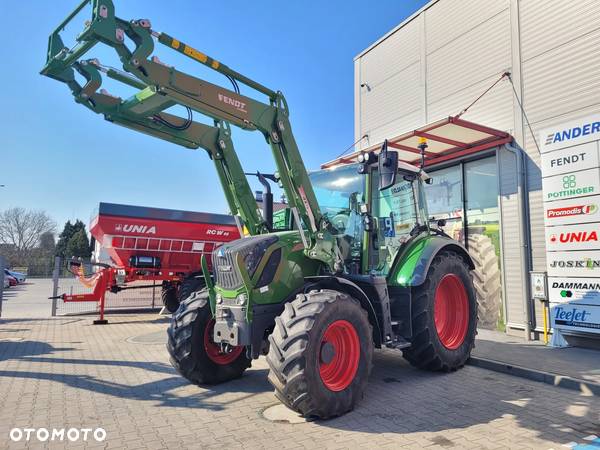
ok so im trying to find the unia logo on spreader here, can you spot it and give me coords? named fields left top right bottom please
left=114, top=224, right=156, bottom=234
left=547, top=174, right=595, bottom=200
left=547, top=203, right=597, bottom=219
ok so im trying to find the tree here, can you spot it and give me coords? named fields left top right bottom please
left=39, top=231, right=56, bottom=255
left=0, top=208, right=56, bottom=264
left=65, top=229, right=92, bottom=259
left=56, top=220, right=86, bottom=259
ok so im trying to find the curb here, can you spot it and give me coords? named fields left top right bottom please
left=467, top=357, right=600, bottom=396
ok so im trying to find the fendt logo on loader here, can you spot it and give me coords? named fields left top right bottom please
left=218, top=93, right=247, bottom=113
left=114, top=224, right=157, bottom=235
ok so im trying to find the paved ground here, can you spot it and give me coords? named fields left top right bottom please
left=0, top=280, right=52, bottom=318
left=473, top=329, right=600, bottom=386
left=0, top=314, right=598, bottom=449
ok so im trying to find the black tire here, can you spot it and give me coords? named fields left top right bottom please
left=167, top=277, right=251, bottom=384
left=467, top=234, right=502, bottom=329
left=161, top=281, right=179, bottom=313
left=266, top=289, right=373, bottom=419
left=403, top=251, right=477, bottom=372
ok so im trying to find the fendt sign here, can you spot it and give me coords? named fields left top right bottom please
left=540, top=113, right=600, bottom=336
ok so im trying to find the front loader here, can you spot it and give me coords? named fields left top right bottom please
left=42, top=0, right=478, bottom=419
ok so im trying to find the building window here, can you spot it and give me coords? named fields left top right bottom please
left=425, top=156, right=503, bottom=330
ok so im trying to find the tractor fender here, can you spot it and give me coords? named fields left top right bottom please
left=304, top=275, right=383, bottom=347
left=399, top=235, right=475, bottom=287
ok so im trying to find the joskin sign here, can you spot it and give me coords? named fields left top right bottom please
left=540, top=113, right=600, bottom=335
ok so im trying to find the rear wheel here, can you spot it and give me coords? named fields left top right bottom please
left=167, top=277, right=251, bottom=384
left=266, top=289, right=373, bottom=419
left=403, top=251, right=477, bottom=371
left=468, top=234, right=502, bottom=329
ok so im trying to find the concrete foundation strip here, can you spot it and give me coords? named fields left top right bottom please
left=467, top=357, right=599, bottom=396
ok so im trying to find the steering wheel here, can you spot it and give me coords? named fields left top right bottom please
left=331, top=213, right=349, bottom=234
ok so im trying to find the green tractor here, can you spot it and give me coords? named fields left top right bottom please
left=42, top=0, right=478, bottom=419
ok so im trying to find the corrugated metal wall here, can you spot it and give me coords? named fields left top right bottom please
left=355, top=0, right=600, bottom=335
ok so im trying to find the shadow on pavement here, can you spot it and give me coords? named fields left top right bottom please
left=318, top=350, right=599, bottom=444
left=0, top=339, right=271, bottom=411
left=0, top=340, right=75, bottom=362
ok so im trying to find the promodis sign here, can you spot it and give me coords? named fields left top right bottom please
left=546, top=223, right=600, bottom=251
left=543, top=196, right=600, bottom=225
left=547, top=204, right=597, bottom=218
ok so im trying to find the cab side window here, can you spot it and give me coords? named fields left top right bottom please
left=371, top=176, right=418, bottom=275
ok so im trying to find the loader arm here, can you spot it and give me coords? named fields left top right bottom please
left=41, top=0, right=339, bottom=271
left=43, top=33, right=268, bottom=236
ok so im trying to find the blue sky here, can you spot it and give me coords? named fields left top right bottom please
left=0, top=1, right=426, bottom=233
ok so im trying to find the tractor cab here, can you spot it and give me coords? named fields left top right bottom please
left=309, top=151, right=431, bottom=277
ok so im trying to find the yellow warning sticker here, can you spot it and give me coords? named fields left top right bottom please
left=183, top=45, right=208, bottom=63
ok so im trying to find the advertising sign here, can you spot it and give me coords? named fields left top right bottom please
left=539, top=113, right=600, bottom=154
left=541, top=113, right=600, bottom=339
left=542, top=168, right=600, bottom=202
left=548, top=277, right=600, bottom=305
left=543, top=195, right=600, bottom=225
left=550, top=303, right=600, bottom=334
left=545, top=222, right=600, bottom=251
left=546, top=250, right=600, bottom=277
left=541, top=141, right=599, bottom=177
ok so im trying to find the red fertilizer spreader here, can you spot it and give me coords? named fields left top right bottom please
left=54, top=203, right=240, bottom=323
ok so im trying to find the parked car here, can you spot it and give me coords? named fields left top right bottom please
left=3, top=275, right=9, bottom=289
left=4, top=268, right=25, bottom=284
left=5, top=274, right=17, bottom=287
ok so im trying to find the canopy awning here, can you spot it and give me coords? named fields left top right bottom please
left=321, top=116, right=513, bottom=169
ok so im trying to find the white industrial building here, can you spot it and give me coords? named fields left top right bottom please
left=353, top=0, right=600, bottom=341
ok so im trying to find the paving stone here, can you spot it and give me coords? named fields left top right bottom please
left=0, top=315, right=598, bottom=449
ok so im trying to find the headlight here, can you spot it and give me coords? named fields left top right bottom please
left=236, top=293, right=247, bottom=306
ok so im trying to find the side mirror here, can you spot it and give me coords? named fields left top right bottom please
left=378, top=140, right=398, bottom=190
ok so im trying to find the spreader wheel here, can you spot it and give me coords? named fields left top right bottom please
left=167, top=277, right=251, bottom=384
left=161, top=281, right=179, bottom=313
left=266, top=289, right=373, bottom=419
left=403, top=251, right=477, bottom=371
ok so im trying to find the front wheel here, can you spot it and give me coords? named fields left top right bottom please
left=167, top=277, right=251, bottom=384
left=403, top=250, right=477, bottom=371
left=266, top=289, right=373, bottom=419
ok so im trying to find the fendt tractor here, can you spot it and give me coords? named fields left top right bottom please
left=42, top=0, right=478, bottom=418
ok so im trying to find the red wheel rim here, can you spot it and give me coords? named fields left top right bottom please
left=203, top=319, right=244, bottom=365
left=434, top=274, right=469, bottom=350
left=319, top=320, right=360, bottom=392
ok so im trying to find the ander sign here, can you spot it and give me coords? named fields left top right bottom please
left=540, top=113, right=600, bottom=154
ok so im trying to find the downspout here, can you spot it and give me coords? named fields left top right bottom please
left=504, top=142, right=532, bottom=340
